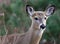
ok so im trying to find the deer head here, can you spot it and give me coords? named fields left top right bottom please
left=26, top=5, right=55, bottom=30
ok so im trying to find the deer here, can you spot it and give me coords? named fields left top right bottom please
left=0, top=5, right=55, bottom=44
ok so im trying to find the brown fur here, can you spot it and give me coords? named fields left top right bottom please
left=0, top=18, right=44, bottom=44
left=0, top=5, right=55, bottom=44
left=0, top=11, right=46, bottom=44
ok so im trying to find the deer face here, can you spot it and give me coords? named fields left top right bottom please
left=26, top=5, right=55, bottom=30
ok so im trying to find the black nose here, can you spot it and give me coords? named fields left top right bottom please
left=40, top=24, right=46, bottom=29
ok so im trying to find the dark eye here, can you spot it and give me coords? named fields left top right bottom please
left=34, top=18, right=38, bottom=20
left=44, top=17, right=46, bottom=19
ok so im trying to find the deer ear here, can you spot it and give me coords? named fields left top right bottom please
left=26, top=5, right=34, bottom=16
left=45, top=5, right=55, bottom=16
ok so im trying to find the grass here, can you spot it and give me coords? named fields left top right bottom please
left=0, top=0, right=60, bottom=44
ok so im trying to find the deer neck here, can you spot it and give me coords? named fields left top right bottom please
left=27, top=22, right=40, bottom=44
left=29, top=20, right=40, bottom=31
left=27, top=21, right=44, bottom=44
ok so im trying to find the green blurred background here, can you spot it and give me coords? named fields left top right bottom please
left=0, top=0, right=60, bottom=44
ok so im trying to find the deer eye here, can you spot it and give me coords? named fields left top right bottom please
left=44, top=17, right=46, bottom=19
left=34, top=17, right=38, bottom=20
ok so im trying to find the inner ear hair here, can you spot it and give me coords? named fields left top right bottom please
left=26, top=5, right=31, bottom=13
left=49, top=5, right=55, bottom=14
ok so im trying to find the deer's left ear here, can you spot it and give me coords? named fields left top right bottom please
left=45, top=5, right=55, bottom=16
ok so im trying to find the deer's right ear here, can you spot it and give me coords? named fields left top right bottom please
left=45, top=5, right=55, bottom=16
left=26, top=5, right=34, bottom=16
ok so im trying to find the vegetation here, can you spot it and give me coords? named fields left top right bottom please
left=0, top=0, right=60, bottom=44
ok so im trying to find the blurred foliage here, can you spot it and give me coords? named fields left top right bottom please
left=0, top=0, right=60, bottom=44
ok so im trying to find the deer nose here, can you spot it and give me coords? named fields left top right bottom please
left=40, top=24, right=46, bottom=29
